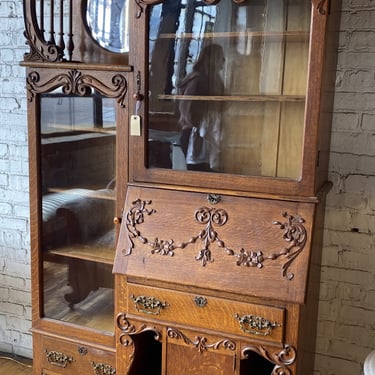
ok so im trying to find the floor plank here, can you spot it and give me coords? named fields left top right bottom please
left=0, top=354, right=33, bottom=375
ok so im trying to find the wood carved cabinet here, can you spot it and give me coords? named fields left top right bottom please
left=113, top=0, right=341, bottom=374
left=22, top=0, right=341, bottom=374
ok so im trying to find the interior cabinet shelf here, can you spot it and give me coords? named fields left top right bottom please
left=48, top=245, right=115, bottom=265
left=158, top=30, right=310, bottom=40
left=158, top=94, right=306, bottom=102
left=47, top=187, right=116, bottom=201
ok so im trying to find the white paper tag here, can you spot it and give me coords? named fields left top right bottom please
left=130, top=115, right=141, bottom=136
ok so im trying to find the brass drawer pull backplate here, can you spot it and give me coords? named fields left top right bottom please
left=234, top=314, right=281, bottom=336
left=91, top=361, right=116, bottom=375
left=45, top=349, right=74, bottom=368
left=130, top=294, right=169, bottom=315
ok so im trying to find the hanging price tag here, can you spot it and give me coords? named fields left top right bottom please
left=130, top=114, right=141, bottom=136
left=130, top=99, right=142, bottom=136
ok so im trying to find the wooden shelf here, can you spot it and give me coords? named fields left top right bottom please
left=48, top=244, right=115, bottom=265
left=158, top=94, right=306, bottom=102
left=158, top=30, right=310, bottom=40
left=46, top=187, right=115, bottom=200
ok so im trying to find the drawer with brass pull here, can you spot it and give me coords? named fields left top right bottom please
left=40, top=335, right=116, bottom=375
left=127, top=283, right=285, bottom=344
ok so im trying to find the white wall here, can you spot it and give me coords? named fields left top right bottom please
left=0, top=0, right=32, bottom=358
left=314, top=0, right=375, bottom=373
left=0, top=0, right=374, bottom=373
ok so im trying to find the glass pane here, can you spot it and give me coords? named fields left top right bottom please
left=148, top=0, right=310, bottom=179
left=40, top=91, right=116, bottom=332
left=86, top=0, right=129, bottom=53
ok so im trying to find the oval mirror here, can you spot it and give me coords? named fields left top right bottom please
left=86, top=0, right=129, bottom=53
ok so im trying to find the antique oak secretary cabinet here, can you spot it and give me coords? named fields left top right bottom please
left=22, top=0, right=341, bottom=374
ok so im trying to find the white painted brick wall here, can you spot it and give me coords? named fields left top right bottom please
left=0, top=0, right=32, bottom=359
left=0, top=0, right=374, bottom=373
left=314, top=0, right=375, bottom=374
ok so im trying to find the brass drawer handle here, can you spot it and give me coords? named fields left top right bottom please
left=234, top=314, right=281, bottom=336
left=91, top=361, right=116, bottom=375
left=194, top=296, right=208, bottom=307
left=45, top=349, right=74, bottom=368
left=130, top=294, right=169, bottom=315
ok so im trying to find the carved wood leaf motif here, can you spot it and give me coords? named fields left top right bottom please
left=167, top=327, right=236, bottom=353
left=26, top=70, right=128, bottom=107
left=124, top=199, right=308, bottom=280
left=116, top=313, right=161, bottom=349
left=241, top=344, right=296, bottom=375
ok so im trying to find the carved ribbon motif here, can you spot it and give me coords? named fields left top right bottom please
left=26, top=69, right=128, bottom=107
left=241, top=344, right=296, bottom=375
left=167, top=327, right=236, bottom=353
left=124, top=199, right=307, bottom=280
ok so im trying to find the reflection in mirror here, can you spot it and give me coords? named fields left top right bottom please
left=40, top=90, right=116, bottom=331
left=86, top=0, right=129, bottom=53
left=147, top=0, right=311, bottom=180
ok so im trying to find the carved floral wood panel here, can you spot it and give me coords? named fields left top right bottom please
left=122, top=198, right=307, bottom=280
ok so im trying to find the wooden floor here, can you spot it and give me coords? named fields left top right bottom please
left=0, top=354, right=33, bottom=375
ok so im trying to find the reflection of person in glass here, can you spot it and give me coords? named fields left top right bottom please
left=178, top=44, right=225, bottom=171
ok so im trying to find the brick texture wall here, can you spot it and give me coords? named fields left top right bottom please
left=0, top=0, right=32, bottom=359
left=314, top=0, right=375, bottom=374
left=0, top=0, right=374, bottom=373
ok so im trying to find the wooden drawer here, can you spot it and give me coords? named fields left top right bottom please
left=114, top=186, right=315, bottom=304
left=127, top=283, right=285, bottom=344
left=40, top=335, right=116, bottom=375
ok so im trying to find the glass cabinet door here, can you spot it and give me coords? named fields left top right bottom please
left=131, top=0, right=315, bottom=195
left=39, top=91, right=116, bottom=333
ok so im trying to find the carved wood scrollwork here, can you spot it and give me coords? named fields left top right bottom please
left=116, top=313, right=161, bottom=371
left=123, top=199, right=307, bottom=280
left=24, top=20, right=64, bottom=63
left=23, top=0, right=69, bottom=62
left=26, top=70, right=128, bottom=107
left=117, top=313, right=161, bottom=346
left=241, top=344, right=296, bottom=375
left=167, top=327, right=236, bottom=353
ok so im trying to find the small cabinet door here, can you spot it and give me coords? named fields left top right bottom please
left=165, top=342, right=237, bottom=375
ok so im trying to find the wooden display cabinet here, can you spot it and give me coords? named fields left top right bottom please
left=113, top=0, right=341, bottom=374
left=22, top=0, right=341, bottom=374
left=21, top=1, right=131, bottom=374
